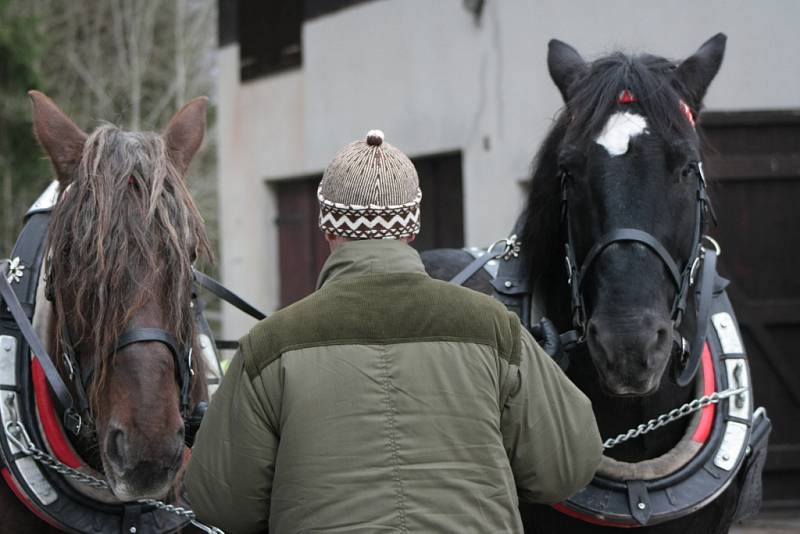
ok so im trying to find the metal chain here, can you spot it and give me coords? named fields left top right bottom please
left=603, top=385, right=748, bottom=449
left=4, top=420, right=224, bottom=534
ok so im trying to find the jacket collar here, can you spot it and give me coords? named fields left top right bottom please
left=317, top=239, right=427, bottom=289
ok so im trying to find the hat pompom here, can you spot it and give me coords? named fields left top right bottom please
left=366, top=129, right=384, bottom=147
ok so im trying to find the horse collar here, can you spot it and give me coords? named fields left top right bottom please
left=553, top=293, right=770, bottom=526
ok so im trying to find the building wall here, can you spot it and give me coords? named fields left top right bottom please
left=216, top=0, right=800, bottom=338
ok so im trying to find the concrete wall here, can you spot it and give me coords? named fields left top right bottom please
left=216, top=0, right=800, bottom=339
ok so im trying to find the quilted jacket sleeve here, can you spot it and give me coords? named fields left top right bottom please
left=185, top=351, right=281, bottom=533
left=501, top=329, right=603, bottom=504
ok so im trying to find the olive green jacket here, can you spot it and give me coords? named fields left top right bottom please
left=186, top=240, right=602, bottom=533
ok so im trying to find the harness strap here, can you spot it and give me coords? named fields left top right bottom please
left=0, top=261, right=80, bottom=433
left=213, top=339, right=240, bottom=350
left=449, top=241, right=507, bottom=286
left=193, top=269, right=266, bottom=321
left=578, top=228, right=682, bottom=289
left=676, top=248, right=717, bottom=387
left=115, top=328, right=180, bottom=356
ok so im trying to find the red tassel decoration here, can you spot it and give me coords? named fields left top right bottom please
left=679, top=100, right=696, bottom=128
left=618, top=90, right=637, bottom=104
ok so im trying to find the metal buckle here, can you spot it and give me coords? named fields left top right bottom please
left=487, top=234, right=520, bottom=261
left=688, top=256, right=701, bottom=286
left=187, top=347, right=195, bottom=377
left=564, top=254, right=574, bottom=286
left=697, top=161, right=708, bottom=187
left=675, top=334, right=690, bottom=366
left=63, top=352, right=75, bottom=381
left=64, top=409, right=82, bottom=435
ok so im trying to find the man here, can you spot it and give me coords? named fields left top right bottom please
left=186, top=130, right=602, bottom=533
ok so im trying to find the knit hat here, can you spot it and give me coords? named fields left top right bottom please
left=318, top=130, right=421, bottom=239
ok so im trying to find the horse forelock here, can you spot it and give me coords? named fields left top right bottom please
left=521, top=51, right=700, bottom=286
left=566, top=52, right=694, bottom=143
left=46, top=124, right=211, bottom=411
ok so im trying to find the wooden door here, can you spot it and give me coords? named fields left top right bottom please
left=274, top=176, right=329, bottom=307
left=702, top=110, right=800, bottom=509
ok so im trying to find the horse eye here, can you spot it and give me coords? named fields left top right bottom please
left=681, top=161, right=699, bottom=179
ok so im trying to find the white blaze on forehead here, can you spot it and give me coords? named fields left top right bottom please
left=595, top=112, right=649, bottom=156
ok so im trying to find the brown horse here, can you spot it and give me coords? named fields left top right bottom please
left=0, top=92, right=212, bottom=531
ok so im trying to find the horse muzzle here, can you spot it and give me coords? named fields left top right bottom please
left=586, top=314, right=673, bottom=396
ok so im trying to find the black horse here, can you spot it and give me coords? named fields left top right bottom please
left=421, top=34, right=750, bottom=533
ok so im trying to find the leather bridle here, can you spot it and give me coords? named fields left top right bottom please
left=560, top=161, right=718, bottom=386
left=0, top=253, right=264, bottom=440
left=56, top=312, right=194, bottom=436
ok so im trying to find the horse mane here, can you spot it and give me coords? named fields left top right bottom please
left=520, top=51, right=697, bottom=290
left=46, top=124, right=212, bottom=410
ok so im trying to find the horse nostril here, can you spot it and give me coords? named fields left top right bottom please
left=106, top=427, right=127, bottom=469
left=645, top=325, right=671, bottom=367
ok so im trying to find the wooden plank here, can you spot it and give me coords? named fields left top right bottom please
left=703, top=112, right=800, bottom=505
left=764, top=444, right=800, bottom=472
left=700, top=110, right=800, bottom=127
left=705, top=154, right=800, bottom=180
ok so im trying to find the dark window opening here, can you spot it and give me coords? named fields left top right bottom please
left=408, top=151, right=464, bottom=252
left=303, top=0, right=376, bottom=21
left=273, top=151, right=464, bottom=306
left=238, top=0, right=302, bottom=81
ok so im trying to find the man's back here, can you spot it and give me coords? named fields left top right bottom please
left=187, top=240, right=602, bottom=533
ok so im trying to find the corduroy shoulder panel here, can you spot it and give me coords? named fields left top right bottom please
left=241, top=273, right=521, bottom=379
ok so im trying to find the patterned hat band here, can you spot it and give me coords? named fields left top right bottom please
left=318, top=186, right=422, bottom=239
left=317, top=130, right=422, bottom=239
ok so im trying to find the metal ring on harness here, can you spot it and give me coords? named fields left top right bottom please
left=486, top=235, right=520, bottom=261
left=702, top=235, right=722, bottom=256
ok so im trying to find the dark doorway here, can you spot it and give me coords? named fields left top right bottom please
left=702, top=110, right=800, bottom=509
left=273, top=176, right=328, bottom=307
left=273, top=151, right=464, bottom=307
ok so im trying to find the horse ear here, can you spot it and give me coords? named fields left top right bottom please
left=163, top=96, right=208, bottom=177
left=28, top=91, right=88, bottom=184
left=674, top=33, right=726, bottom=107
left=548, top=39, right=586, bottom=102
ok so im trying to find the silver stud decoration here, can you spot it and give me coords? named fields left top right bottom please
left=6, top=257, right=24, bottom=284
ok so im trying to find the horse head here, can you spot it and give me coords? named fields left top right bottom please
left=29, top=92, right=211, bottom=500
left=529, top=35, right=726, bottom=396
